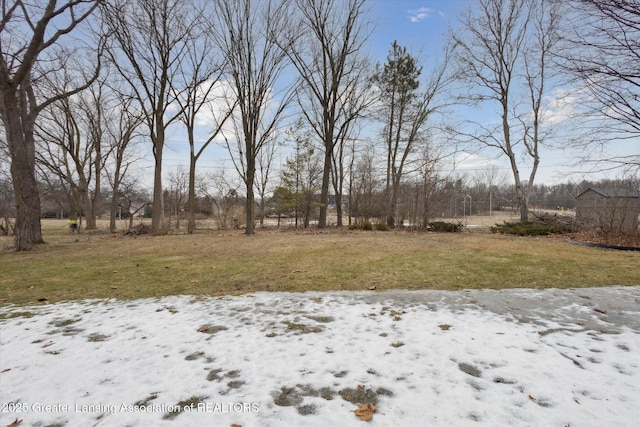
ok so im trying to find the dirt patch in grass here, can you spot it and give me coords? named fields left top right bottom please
left=1, top=227, right=638, bottom=305
left=197, top=325, right=228, bottom=334
left=87, top=333, right=109, bottom=342
left=339, top=386, right=394, bottom=405
left=134, top=393, right=159, bottom=408
left=1, top=311, right=36, bottom=319
left=272, top=384, right=373, bottom=416
left=163, top=395, right=207, bottom=420
left=282, top=321, right=324, bottom=334
left=304, top=315, right=335, bottom=323
left=459, top=362, right=482, bottom=378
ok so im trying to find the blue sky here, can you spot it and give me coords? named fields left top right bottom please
left=368, top=0, right=462, bottom=60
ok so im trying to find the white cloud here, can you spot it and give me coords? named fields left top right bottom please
left=192, top=79, right=242, bottom=145
left=408, top=7, right=433, bottom=23
left=452, top=151, right=501, bottom=172
left=540, top=87, right=585, bottom=125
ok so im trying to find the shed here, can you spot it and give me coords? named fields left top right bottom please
left=575, top=188, right=640, bottom=234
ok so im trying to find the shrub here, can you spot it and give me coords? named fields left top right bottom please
left=360, top=220, right=373, bottom=231
left=428, top=221, right=463, bottom=233
left=374, top=222, right=388, bottom=231
left=491, top=221, right=573, bottom=236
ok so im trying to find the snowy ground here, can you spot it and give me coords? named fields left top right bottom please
left=1, top=286, right=639, bottom=427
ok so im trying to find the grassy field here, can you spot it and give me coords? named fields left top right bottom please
left=0, top=219, right=638, bottom=306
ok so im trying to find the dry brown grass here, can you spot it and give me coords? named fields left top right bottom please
left=1, top=219, right=638, bottom=306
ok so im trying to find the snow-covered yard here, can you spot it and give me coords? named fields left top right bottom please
left=1, top=286, right=639, bottom=426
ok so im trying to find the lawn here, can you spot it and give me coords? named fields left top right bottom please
left=1, top=221, right=638, bottom=306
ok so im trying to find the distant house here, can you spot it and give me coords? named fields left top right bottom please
left=575, top=188, right=640, bottom=234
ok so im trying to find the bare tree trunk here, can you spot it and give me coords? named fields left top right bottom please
left=187, top=154, right=197, bottom=234
left=87, top=137, right=102, bottom=230
left=389, top=178, right=401, bottom=227
left=245, top=160, right=255, bottom=235
left=108, top=159, right=124, bottom=233
left=319, top=147, right=332, bottom=228
left=79, top=179, right=95, bottom=230
left=151, top=122, right=165, bottom=231
left=6, top=112, right=43, bottom=249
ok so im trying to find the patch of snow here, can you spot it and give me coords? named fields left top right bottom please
left=1, top=287, right=639, bottom=426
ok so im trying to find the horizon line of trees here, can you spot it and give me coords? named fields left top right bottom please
left=3, top=165, right=635, bottom=236
left=1, top=0, right=639, bottom=250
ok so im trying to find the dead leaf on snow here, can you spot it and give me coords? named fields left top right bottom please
left=354, top=403, right=377, bottom=421
left=7, top=418, right=22, bottom=427
left=528, top=394, right=536, bottom=401
left=593, top=308, right=607, bottom=314
left=231, top=424, right=242, bottom=427
left=41, top=341, right=54, bottom=348
left=198, top=325, right=209, bottom=333
left=1, top=368, right=11, bottom=373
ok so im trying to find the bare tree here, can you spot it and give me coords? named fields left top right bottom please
left=115, top=178, right=149, bottom=230
left=0, top=148, right=15, bottom=235
left=280, top=124, right=322, bottom=228
left=172, top=11, right=234, bottom=234
left=411, top=139, right=451, bottom=228
left=0, top=0, right=101, bottom=250
left=561, top=0, right=640, bottom=170
left=373, top=41, right=452, bottom=227
left=165, top=165, right=189, bottom=229
left=255, top=135, right=280, bottom=228
left=102, top=0, right=198, bottom=232
left=348, top=140, right=382, bottom=224
left=104, top=85, right=144, bottom=233
left=36, top=79, right=110, bottom=230
left=452, top=0, right=559, bottom=221
left=201, top=170, right=242, bottom=230
left=283, top=0, right=373, bottom=228
left=470, top=164, right=509, bottom=215
left=329, top=90, right=372, bottom=227
left=212, top=0, right=292, bottom=235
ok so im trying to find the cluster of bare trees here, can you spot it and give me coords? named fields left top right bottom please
left=1, top=1, right=101, bottom=250
left=560, top=0, right=640, bottom=171
left=451, top=0, right=561, bottom=222
left=2, top=0, right=639, bottom=250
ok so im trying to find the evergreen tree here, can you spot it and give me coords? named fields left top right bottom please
left=373, top=41, right=423, bottom=227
